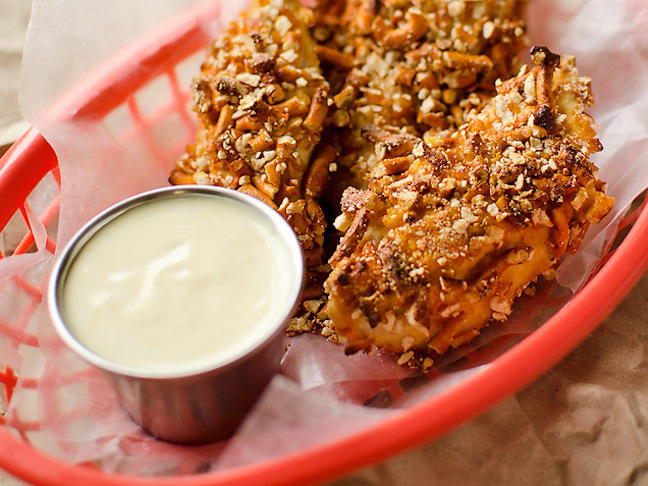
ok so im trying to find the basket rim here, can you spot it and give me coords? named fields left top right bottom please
left=1, top=1, right=648, bottom=485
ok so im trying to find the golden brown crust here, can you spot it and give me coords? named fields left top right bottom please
left=312, top=0, right=529, bottom=193
left=324, top=50, right=614, bottom=356
left=170, top=0, right=335, bottom=268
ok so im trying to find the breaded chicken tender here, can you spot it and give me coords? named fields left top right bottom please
left=325, top=47, right=614, bottom=356
left=170, top=0, right=334, bottom=268
left=312, top=0, right=528, bottom=193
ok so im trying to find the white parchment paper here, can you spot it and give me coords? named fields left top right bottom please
left=0, top=0, right=646, bottom=477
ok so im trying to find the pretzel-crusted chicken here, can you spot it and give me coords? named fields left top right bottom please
left=312, top=0, right=528, bottom=193
left=324, top=48, right=614, bottom=356
left=170, top=0, right=334, bottom=268
left=173, top=0, right=614, bottom=361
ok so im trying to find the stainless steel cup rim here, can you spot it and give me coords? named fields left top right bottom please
left=48, top=185, right=304, bottom=380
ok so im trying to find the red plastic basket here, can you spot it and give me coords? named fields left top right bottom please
left=2, top=2, right=648, bottom=485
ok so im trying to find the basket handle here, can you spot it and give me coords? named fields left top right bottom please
left=0, top=127, right=57, bottom=233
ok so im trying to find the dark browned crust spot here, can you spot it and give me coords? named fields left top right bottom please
left=246, top=53, right=276, bottom=73
left=359, top=301, right=381, bottom=328
left=530, top=46, right=561, bottom=68
left=534, top=104, right=555, bottom=131
left=336, top=272, right=351, bottom=286
left=344, top=339, right=373, bottom=355
left=249, top=31, right=263, bottom=46
left=215, top=75, right=238, bottom=95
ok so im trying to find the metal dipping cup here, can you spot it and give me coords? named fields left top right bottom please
left=48, top=186, right=304, bottom=444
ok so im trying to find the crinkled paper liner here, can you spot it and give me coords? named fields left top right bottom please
left=0, top=0, right=647, bottom=476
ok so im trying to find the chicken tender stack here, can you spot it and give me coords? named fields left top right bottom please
left=325, top=48, right=614, bottom=360
left=172, top=0, right=614, bottom=363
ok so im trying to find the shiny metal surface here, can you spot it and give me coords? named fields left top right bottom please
left=48, top=186, right=303, bottom=444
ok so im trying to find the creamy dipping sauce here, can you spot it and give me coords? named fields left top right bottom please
left=61, top=194, right=296, bottom=373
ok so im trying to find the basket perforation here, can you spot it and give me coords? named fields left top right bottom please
left=14, top=205, right=38, bottom=256
left=123, top=71, right=195, bottom=169
left=0, top=320, right=38, bottom=350
left=126, top=96, right=167, bottom=164
left=0, top=212, right=29, bottom=259
left=5, top=381, right=42, bottom=442
left=0, top=168, right=61, bottom=260
left=5, top=416, right=40, bottom=443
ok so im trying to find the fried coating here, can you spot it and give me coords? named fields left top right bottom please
left=324, top=48, right=614, bottom=355
left=170, top=0, right=334, bottom=267
left=172, top=0, right=613, bottom=360
left=312, top=0, right=528, bottom=193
